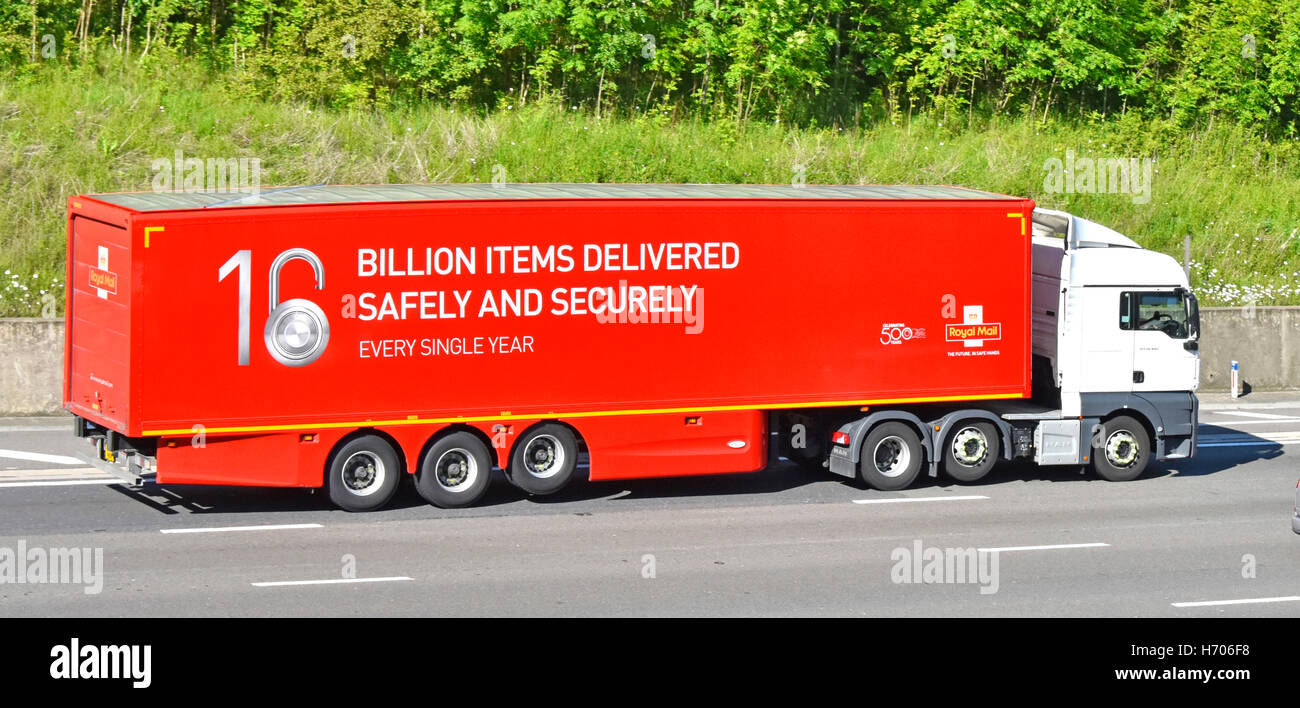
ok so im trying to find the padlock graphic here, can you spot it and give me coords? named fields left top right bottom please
left=263, top=248, right=330, bottom=366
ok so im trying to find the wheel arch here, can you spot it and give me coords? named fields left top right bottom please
left=1095, top=409, right=1158, bottom=457
left=1080, top=393, right=1173, bottom=458
left=833, top=411, right=934, bottom=476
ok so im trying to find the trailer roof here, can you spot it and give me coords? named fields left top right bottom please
left=87, top=183, right=1019, bottom=212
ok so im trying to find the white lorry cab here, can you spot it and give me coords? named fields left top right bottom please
left=1023, top=209, right=1200, bottom=479
left=822, top=207, right=1199, bottom=488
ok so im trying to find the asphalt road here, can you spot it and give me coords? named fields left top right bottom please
left=1, top=398, right=1297, bottom=617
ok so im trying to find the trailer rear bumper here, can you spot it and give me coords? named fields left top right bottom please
left=76, top=450, right=149, bottom=487
left=71, top=416, right=155, bottom=487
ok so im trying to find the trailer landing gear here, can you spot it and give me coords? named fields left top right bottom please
left=776, top=413, right=829, bottom=472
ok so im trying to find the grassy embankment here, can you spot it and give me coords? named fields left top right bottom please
left=3, top=58, right=1298, bottom=315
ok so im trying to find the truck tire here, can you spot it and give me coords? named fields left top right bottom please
left=509, top=424, right=579, bottom=496
left=859, top=422, right=923, bottom=491
left=942, top=421, right=1000, bottom=483
left=416, top=431, right=493, bottom=508
left=1091, top=415, right=1150, bottom=482
left=326, top=434, right=401, bottom=512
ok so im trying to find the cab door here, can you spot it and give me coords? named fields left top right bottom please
left=1127, top=290, right=1199, bottom=392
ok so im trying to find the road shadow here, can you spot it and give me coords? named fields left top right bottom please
left=1156, top=425, right=1285, bottom=478
left=104, top=455, right=835, bottom=516
left=107, top=481, right=337, bottom=515
left=917, top=425, right=1284, bottom=488
left=518, top=460, right=837, bottom=506
left=104, top=429, right=1284, bottom=514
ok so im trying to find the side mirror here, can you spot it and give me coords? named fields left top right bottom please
left=1179, top=287, right=1200, bottom=341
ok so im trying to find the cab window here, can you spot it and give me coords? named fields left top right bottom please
left=1119, top=291, right=1190, bottom=338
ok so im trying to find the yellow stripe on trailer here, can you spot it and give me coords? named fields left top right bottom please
left=142, top=392, right=1026, bottom=436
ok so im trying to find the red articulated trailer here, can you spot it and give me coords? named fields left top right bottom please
left=64, top=183, right=1042, bottom=510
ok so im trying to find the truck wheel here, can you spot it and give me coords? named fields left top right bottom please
left=1091, top=416, right=1150, bottom=482
left=859, top=422, right=923, bottom=491
left=416, top=431, right=493, bottom=508
left=509, top=424, right=578, bottom=496
left=942, top=422, right=1000, bottom=483
left=327, top=435, right=401, bottom=512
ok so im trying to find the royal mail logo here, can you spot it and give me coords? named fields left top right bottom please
left=91, top=245, right=118, bottom=298
left=946, top=322, right=1001, bottom=341
left=946, top=304, right=1000, bottom=347
left=89, top=267, right=118, bottom=294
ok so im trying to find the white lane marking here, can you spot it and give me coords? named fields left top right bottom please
left=976, top=542, right=1110, bottom=553
left=1198, top=437, right=1300, bottom=448
left=252, top=576, right=412, bottom=587
left=1172, top=596, right=1300, bottom=608
left=1201, top=401, right=1300, bottom=411
left=0, top=479, right=121, bottom=488
left=161, top=523, right=323, bottom=535
left=0, top=466, right=105, bottom=478
left=1213, top=410, right=1297, bottom=420
left=852, top=495, right=989, bottom=505
left=1198, top=441, right=1300, bottom=448
left=1200, top=418, right=1300, bottom=426
left=0, top=425, right=68, bottom=433
left=0, top=449, right=84, bottom=465
left=1198, top=432, right=1300, bottom=448
left=1200, top=432, right=1300, bottom=441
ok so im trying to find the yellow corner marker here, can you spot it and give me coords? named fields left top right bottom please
left=144, top=226, right=165, bottom=247
left=1007, top=212, right=1025, bottom=236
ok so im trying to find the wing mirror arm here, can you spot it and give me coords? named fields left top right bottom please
left=1179, top=287, right=1201, bottom=344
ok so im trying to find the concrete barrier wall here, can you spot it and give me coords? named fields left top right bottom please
left=0, top=318, right=64, bottom=416
left=1198, top=306, right=1297, bottom=392
left=0, top=308, right=1290, bottom=414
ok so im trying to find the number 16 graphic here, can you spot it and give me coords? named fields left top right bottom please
left=219, top=248, right=330, bottom=366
